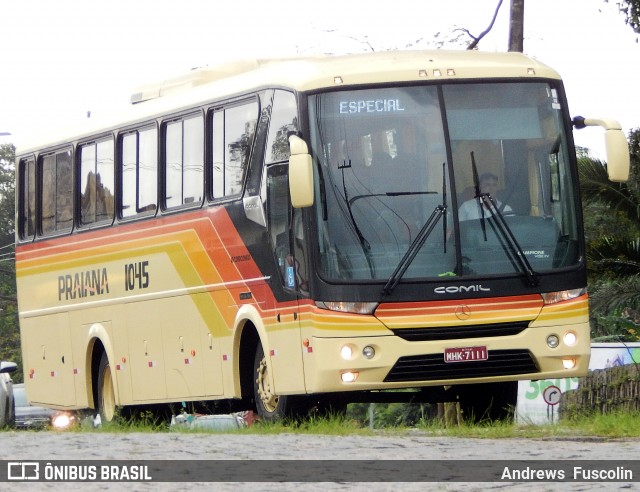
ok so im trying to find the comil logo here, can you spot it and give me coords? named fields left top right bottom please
left=8, top=462, right=39, bottom=480
left=434, top=285, right=490, bottom=294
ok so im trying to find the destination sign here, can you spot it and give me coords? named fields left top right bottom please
left=339, top=99, right=405, bottom=114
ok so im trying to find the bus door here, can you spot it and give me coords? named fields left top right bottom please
left=265, top=163, right=307, bottom=394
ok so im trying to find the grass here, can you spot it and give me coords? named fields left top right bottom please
left=62, top=407, right=640, bottom=440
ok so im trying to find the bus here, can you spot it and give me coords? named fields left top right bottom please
left=15, top=50, right=629, bottom=423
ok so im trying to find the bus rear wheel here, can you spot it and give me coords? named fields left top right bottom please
left=253, top=344, right=304, bottom=421
left=97, top=352, right=117, bottom=423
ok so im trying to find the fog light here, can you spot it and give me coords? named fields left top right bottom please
left=562, top=358, right=576, bottom=369
left=362, top=345, right=375, bottom=359
left=547, top=334, right=560, bottom=348
left=341, top=371, right=358, bottom=383
left=563, top=331, right=577, bottom=346
left=340, top=345, right=353, bottom=360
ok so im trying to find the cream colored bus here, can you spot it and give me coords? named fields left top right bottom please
left=15, top=50, right=629, bottom=422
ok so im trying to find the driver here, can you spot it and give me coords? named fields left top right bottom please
left=458, top=172, right=512, bottom=221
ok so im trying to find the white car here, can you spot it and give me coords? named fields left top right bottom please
left=0, top=361, right=17, bottom=428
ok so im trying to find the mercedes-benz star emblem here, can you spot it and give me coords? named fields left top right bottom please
left=455, top=305, right=471, bottom=320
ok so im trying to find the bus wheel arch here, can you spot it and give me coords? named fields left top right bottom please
left=89, top=338, right=118, bottom=423
left=252, top=342, right=309, bottom=421
left=237, top=320, right=260, bottom=409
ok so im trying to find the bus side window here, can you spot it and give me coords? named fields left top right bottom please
left=121, top=126, right=158, bottom=218
left=265, top=90, right=298, bottom=165
left=210, top=101, right=259, bottom=200
left=164, top=114, right=204, bottom=209
left=19, top=158, right=36, bottom=240
left=80, top=139, right=115, bottom=227
left=267, top=164, right=292, bottom=288
left=41, top=149, right=73, bottom=235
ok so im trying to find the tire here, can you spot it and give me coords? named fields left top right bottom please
left=1, top=397, right=10, bottom=428
left=253, top=344, right=305, bottom=422
left=458, top=381, right=518, bottom=423
left=97, top=352, right=117, bottom=423
left=8, top=397, right=15, bottom=428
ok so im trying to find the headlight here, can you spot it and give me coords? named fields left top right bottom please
left=316, top=301, right=378, bottom=315
left=51, top=413, right=74, bottom=430
left=340, top=345, right=353, bottom=360
left=546, top=335, right=560, bottom=348
left=362, top=346, right=376, bottom=359
left=563, top=331, right=578, bottom=346
left=541, top=288, right=586, bottom=305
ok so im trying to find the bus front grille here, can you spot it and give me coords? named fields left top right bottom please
left=383, top=349, right=538, bottom=382
left=390, top=322, right=529, bottom=341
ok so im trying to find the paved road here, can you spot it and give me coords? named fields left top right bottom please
left=3, top=430, right=640, bottom=491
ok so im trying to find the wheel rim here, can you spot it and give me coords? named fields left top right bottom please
left=100, top=364, right=116, bottom=421
left=256, top=355, right=278, bottom=413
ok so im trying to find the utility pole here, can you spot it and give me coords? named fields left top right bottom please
left=508, top=0, right=524, bottom=52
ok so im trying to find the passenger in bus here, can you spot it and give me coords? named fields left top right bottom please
left=458, top=172, right=512, bottom=221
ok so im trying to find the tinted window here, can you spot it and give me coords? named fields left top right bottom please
left=80, top=139, right=115, bottom=226
left=265, top=90, right=298, bottom=164
left=19, top=158, right=36, bottom=239
left=210, top=101, right=258, bottom=199
left=121, top=126, right=157, bottom=217
left=164, top=114, right=204, bottom=208
left=41, top=149, right=73, bottom=235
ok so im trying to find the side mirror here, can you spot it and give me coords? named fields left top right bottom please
left=288, top=135, right=314, bottom=208
left=573, top=117, right=630, bottom=182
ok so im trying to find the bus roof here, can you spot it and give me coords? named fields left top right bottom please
left=17, top=50, right=561, bottom=154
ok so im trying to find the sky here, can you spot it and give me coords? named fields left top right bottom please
left=1, top=0, right=639, bottom=158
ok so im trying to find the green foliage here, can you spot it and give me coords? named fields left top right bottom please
left=20, top=408, right=640, bottom=439
left=0, top=144, right=19, bottom=381
left=347, top=402, right=436, bottom=428
left=580, top=128, right=640, bottom=341
left=607, top=0, right=640, bottom=33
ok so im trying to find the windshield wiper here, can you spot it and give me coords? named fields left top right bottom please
left=338, top=160, right=375, bottom=278
left=478, top=193, right=539, bottom=287
left=469, top=152, right=539, bottom=286
left=382, top=204, right=446, bottom=296
left=348, top=191, right=436, bottom=207
left=382, top=163, right=449, bottom=296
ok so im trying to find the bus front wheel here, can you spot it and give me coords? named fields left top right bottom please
left=97, top=352, right=117, bottom=423
left=253, top=344, right=304, bottom=421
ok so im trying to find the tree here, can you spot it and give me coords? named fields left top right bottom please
left=607, top=0, right=640, bottom=33
left=464, top=0, right=504, bottom=50
left=0, top=143, right=20, bottom=381
left=580, top=129, right=640, bottom=341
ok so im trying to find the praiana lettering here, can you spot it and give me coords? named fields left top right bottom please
left=58, top=268, right=110, bottom=301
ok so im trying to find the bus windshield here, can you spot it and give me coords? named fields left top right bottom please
left=308, top=82, right=579, bottom=283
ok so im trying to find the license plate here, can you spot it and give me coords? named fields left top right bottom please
left=444, top=346, right=488, bottom=363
